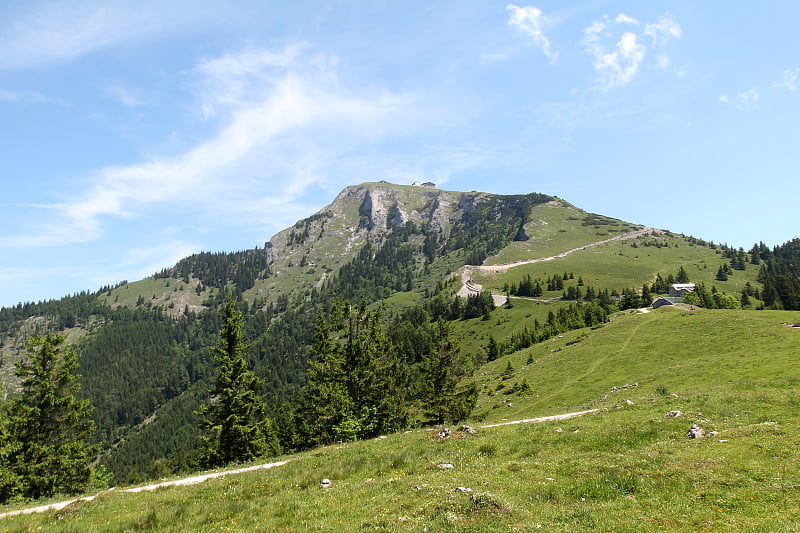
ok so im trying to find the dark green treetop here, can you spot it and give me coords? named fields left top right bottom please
left=2, top=334, right=99, bottom=502
left=198, top=296, right=280, bottom=467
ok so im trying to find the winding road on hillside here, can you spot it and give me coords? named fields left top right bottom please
left=458, top=227, right=658, bottom=303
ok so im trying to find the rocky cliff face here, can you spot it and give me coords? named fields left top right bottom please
left=264, top=183, right=462, bottom=263
left=256, top=182, right=555, bottom=305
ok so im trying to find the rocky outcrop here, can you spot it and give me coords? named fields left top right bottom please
left=358, top=187, right=409, bottom=239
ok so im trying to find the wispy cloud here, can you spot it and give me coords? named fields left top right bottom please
left=737, top=89, right=759, bottom=107
left=583, top=17, right=645, bottom=89
left=719, top=89, right=759, bottom=109
left=643, top=13, right=682, bottom=46
left=0, top=88, right=49, bottom=104
left=104, top=84, right=142, bottom=107
left=0, top=44, right=419, bottom=249
left=771, top=68, right=798, bottom=91
left=0, top=1, right=206, bottom=69
left=615, top=14, right=639, bottom=26
left=506, top=4, right=557, bottom=62
left=582, top=12, right=681, bottom=90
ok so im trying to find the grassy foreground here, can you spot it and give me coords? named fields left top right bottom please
left=2, top=309, right=799, bottom=532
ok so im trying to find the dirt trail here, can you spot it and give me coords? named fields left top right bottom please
left=458, top=228, right=657, bottom=300
left=480, top=408, right=600, bottom=428
left=480, top=227, right=657, bottom=273
left=0, top=405, right=604, bottom=520
left=0, top=461, right=289, bottom=520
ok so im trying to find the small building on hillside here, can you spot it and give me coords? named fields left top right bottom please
left=653, top=296, right=683, bottom=309
left=669, top=283, right=696, bottom=297
left=412, top=181, right=436, bottom=188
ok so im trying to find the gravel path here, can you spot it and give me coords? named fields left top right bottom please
left=0, top=406, right=604, bottom=520
left=0, top=461, right=289, bottom=519
left=458, top=228, right=657, bottom=301
left=480, top=409, right=600, bottom=428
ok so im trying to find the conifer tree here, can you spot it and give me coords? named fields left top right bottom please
left=676, top=266, right=690, bottom=283
left=0, top=413, right=21, bottom=502
left=198, top=296, right=279, bottom=467
left=3, top=334, right=98, bottom=501
left=485, top=336, right=500, bottom=361
left=641, top=283, right=652, bottom=307
left=298, top=309, right=352, bottom=446
left=420, top=319, right=478, bottom=424
left=299, top=302, right=409, bottom=445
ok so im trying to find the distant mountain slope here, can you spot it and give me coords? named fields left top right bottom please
left=0, top=181, right=789, bottom=485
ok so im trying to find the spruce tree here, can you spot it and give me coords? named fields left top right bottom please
left=298, top=310, right=352, bottom=446
left=420, top=319, right=478, bottom=424
left=198, top=296, right=279, bottom=467
left=485, top=336, right=500, bottom=361
left=0, top=412, right=21, bottom=502
left=4, top=334, right=98, bottom=501
left=299, top=302, right=409, bottom=445
left=676, top=266, right=690, bottom=283
left=641, top=284, right=652, bottom=307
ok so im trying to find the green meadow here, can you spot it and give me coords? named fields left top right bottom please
left=3, top=307, right=798, bottom=532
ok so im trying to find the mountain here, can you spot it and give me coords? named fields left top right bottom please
left=0, top=182, right=781, bottom=485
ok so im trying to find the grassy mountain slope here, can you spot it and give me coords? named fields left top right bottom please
left=0, top=182, right=780, bottom=489
left=3, top=307, right=798, bottom=531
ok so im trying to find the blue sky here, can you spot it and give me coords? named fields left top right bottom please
left=1, top=1, right=798, bottom=308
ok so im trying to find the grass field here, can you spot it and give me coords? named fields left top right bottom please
left=477, top=233, right=761, bottom=299
left=3, top=308, right=798, bottom=532
left=485, top=200, right=641, bottom=265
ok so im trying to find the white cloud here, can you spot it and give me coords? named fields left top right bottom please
left=479, top=51, right=510, bottom=64
left=583, top=12, right=682, bottom=90
left=0, top=45, right=419, bottom=249
left=643, top=13, right=682, bottom=46
left=193, top=44, right=309, bottom=117
left=719, top=89, right=760, bottom=109
left=0, top=88, right=49, bottom=104
left=615, top=14, right=639, bottom=25
left=506, top=4, right=557, bottom=62
left=737, top=89, right=759, bottom=107
left=0, top=1, right=206, bottom=69
left=104, top=84, right=142, bottom=107
left=771, top=68, right=798, bottom=91
left=583, top=17, right=645, bottom=89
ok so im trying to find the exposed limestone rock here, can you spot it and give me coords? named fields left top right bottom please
left=687, top=424, right=705, bottom=439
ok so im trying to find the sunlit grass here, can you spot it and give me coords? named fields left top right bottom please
left=3, top=308, right=799, bottom=531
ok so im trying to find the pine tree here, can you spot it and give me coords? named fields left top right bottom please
left=299, top=302, right=409, bottom=445
left=3, top=334, right=98, bottom=501
left=198, top=296, right=279, bottom=467
left=420, top=319, right=478, bottom=424
left=676, top=266, right=690, bottom=283
left=0, top=413, right=21, bottom=502
left=298, top=309, right=353, bottom=446
left=485, top=336, right=500, bottom=361
left=640, top=283, right=652, bottom=307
